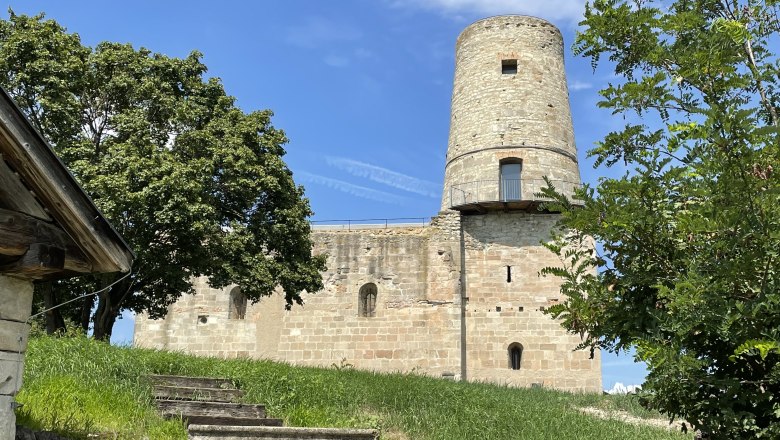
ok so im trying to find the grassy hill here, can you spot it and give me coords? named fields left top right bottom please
left=16, top=334, right=691, bottom=440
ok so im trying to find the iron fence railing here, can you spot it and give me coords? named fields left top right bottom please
left=448, top=178, right=580, bottom=208
left=310, top=217, right=430, bottom=231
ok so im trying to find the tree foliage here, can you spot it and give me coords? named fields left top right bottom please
left=0, top=11, right=326, bottom=340
left=540, top=0, right=780, bottom=437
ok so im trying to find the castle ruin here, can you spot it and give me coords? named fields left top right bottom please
left=134, top=15, right=602, bottom=392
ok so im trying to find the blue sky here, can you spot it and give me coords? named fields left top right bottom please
left=10, top=0, right=646, bottom=390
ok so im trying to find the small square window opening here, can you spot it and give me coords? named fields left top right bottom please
left=502, top=59, right=518, bottom=75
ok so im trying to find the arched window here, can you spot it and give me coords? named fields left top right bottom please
left=228, top=286, right=247, bottom=320
left=359, top=283, right=377, bottom=317
left=508, top=342, right=523, bottom=370
left=500, top=159, right=522, bottom=201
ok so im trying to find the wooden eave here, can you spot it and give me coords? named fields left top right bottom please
left=0, top=88, right=133, bottom=279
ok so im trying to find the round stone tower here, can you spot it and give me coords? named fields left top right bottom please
left=441, top=15, right=581, bottom=211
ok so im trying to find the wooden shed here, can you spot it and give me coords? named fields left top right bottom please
left=0, top=88, right=134, bottom=439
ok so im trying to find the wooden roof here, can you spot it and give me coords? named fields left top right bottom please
left=0, top=88, right=134, bottom=280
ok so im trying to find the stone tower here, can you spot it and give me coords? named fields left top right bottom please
left=440, top=16, right=599, bottom=389
left=133, top=15, right=602, bottom=393
left=442, top=15, right=581, bottom=210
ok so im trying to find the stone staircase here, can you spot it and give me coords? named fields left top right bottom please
left=149, top=375, right=378, bottom=440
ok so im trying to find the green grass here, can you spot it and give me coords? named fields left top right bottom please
left=17, top=334, right=691, bottom=440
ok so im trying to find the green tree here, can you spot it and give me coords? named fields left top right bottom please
left=0, top=11, right=326, bottom=340
left=540, top=0, right=780, bottom=437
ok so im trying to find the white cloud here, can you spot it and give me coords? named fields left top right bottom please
left=286, top=17, right=362, bottom=49
left=606, top=382, right=642, bottom=394
left=297, top=171, right=409, bottom=205
left=391, top=0, right=587, bottom=24
left=569, top=79, right=593, bottom=91
left=325, top=157, right=440, bottom=198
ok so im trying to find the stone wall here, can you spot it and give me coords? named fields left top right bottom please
left=461, top=212, right=600, bottom=389
left=135, top=211, right=601, bottom=392
left=133, top=277, right=257, bottom=359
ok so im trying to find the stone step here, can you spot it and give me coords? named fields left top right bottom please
left=188, top=425, right=379, bottom=440
left=178, top=415, right=284, bottom=427
left=156, top=400, right=267, bottom=419
left=147, top=374, right=235, bottom=390
left=153, top=385, right=244, bottom=402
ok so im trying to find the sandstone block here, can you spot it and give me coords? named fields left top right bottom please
left=0, top=321, right=28, bottom=353
left=0, top=276, right=33, bottom=322
left=0, top=351, right=23, bottom=395
left=0, top=394, right=15, bottom=440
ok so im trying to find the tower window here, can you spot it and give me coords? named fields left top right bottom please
left=228, top=286, right=247, bottom=320
left=501, top=59, right=518, bottom=75
left=359, top=283, right=378, bottom=317
left=508, top=342, right=523, bottom=370
left=506, top=266, right=512, bottom=283
left=500, top=159, right=522, bottom=201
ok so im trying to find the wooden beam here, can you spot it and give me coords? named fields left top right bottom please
left=0, top=153, right=50, bottom=221
left=0, top=91, right=133, bottom=273
left=0, top=243, right=65, bottom=277
left=0, top=207, right=91, bottom=277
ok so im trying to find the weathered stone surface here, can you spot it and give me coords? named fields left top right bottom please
left=1, top=395, right=14, bottom=440
left=180, top=415, right=283, bottom=427
left=152, top=385, right=243, bottom=402
left=0, top=276, right=33, bottom=322
left=188, top=425, right=378, bottom=440
left=0, top=321, right=28, bottom=353
left=155, top=399, right=267, bottom=419
left=0, top=351, right=24, bottom=395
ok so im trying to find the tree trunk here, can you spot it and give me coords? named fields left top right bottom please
left=79, top=295, right=94, bottom=333
left=92, top=274, right=130, bottom=341
left=38, top=281, right=66, bottom=334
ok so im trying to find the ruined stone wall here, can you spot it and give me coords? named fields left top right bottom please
left=134, top=277, right=258, bottom=359
left=135, top=212, right=601, bottom=391
left=266, top=219, right=462, bottom=374
left=136, top=216, right=464, bottom=376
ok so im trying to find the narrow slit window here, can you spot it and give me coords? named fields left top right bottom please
left=508, top=343, right=523, bottom=370
left=228, top=286, right=247, bottom=320
left=359, top=283, right=378, bottom=317
left=502, top=59, right=518, bottom=75
left=506, top=266, right=512, bottom=283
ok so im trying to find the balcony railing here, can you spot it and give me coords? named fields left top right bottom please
left=448, top=178, right=580, bottom=209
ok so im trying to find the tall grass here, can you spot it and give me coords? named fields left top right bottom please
left=17, top=334, right=690, bottom=440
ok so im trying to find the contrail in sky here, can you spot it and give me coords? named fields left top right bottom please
left=325, top=156, right=440, bottom=198
left=297, top=171, right=408, bottom=205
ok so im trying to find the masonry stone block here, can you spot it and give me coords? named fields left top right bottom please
left=0, top=321, right=28, bottom=353
left=0, top=276, right=33, bottom=323
left=0, top=394, right=14, bottom=440
left=0, top=351, right=24, bottom=395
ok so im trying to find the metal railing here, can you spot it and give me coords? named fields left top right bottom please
left=310, top=217, right=430, bottom=231
left=448, top=178, right=580, bottom=208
